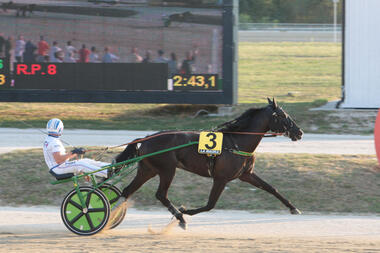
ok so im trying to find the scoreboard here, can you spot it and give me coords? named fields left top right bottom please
left=0, top=0, right=237, bottom=104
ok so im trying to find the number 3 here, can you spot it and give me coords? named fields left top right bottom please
left=205, top=132, right=217, bottom=149
left=0, top=74, right=5, bottom=85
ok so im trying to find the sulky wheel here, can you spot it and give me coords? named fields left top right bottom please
left=61, top=186, right=110, bottom=236
left=99, top=184, right=127, bottom=229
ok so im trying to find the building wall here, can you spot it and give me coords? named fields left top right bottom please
left=342, top=0, right=380, bottom=108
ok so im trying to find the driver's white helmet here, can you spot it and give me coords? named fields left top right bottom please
left=46, top=118, right=64, bottom=136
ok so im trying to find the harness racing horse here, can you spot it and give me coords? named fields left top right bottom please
left=115, top=98, right=303, bottom=229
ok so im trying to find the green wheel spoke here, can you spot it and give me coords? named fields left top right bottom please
left=68, top=199, right=83, bottom=211
left=88, top=208, right=106, bottom=213
left=68, top=212, right=84, bottom=226
left=85, top=213, right=95, bottom=230
left=85, top=192, right=91, bottom=207
left=109, top=197, right=118, bottom=204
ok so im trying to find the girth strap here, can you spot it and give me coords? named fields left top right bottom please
left=207, top=155, right=216, bottom=177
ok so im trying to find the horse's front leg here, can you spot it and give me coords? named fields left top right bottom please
left=180, top=179, right=227, bottom=216
left=239, top=172, right=301, bottom=214
left=155, top=169, right=188, bottom=229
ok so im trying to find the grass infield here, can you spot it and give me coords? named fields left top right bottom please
left=238, top=42, right=341, bottom=103
left=1, top=148, right=379, bottom=214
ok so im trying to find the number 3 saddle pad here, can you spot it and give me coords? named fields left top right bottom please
left=198, top=132, right=223, bottom=155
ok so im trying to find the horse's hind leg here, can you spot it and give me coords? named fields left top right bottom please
left=239, top=172, right=301, bottom=214
left=155, top=167, right=187, bottom=229
left=180, top=179, right=227, bottom=216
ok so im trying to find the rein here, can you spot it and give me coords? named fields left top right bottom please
left=87, top=130, right=283, bottom=153
left=222, top=131, right=283, bottom=137
left=88, top=130, right=281, bottom=159
left=86, top=131, right=200, bottom=153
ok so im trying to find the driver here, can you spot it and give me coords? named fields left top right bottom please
left=43, top=118, right=110, bottom=179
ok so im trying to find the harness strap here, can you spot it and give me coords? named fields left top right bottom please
left=223, top=147, right=254, bottom=157
left=225, top=135, right=254, bottom=157
left=207, top=155, right=216, bottom=177
left=231, top=150, right=254, bottom=157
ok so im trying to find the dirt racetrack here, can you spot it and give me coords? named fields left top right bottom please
left=1, top=207, right=380, bottom=253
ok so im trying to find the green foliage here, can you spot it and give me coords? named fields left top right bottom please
left=239, top=13, right=252, bottom=23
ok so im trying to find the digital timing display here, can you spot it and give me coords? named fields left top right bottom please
left=172, top=74, right=219, bottom=90
left=0, top=63, right=221, bottom=91
left=16, top=63, right=57, bottom=76
left=6, top=63, right=169, bottom=91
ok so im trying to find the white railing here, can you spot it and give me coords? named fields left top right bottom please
left=239, top=23, right=342, bottom=32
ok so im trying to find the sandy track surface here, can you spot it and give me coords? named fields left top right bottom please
left=1, top=206, right=380, bottom=252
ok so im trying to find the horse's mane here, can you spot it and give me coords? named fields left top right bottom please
left=215, top=107, right=267, bottom=132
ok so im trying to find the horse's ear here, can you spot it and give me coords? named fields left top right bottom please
left=272, top=97, right=278, bottom=109
left=267, top=97, right=277, bottom=109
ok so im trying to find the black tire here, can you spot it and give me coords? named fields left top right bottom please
left=99, top=184, right=127, bottom=229
left=61, top=186, right=110, bottom=236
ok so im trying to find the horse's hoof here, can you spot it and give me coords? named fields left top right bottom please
left=290, top=208, right=301, bottom=215
left=179, top=221, right=187, bottom=230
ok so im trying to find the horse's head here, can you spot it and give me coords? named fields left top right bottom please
left=267, top=98, right=303, bottom=141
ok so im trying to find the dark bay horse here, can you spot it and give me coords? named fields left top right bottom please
left=115, top=98, right=303, bottom=229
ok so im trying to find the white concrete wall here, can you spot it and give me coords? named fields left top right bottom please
left=342, top=0, right=380, bottom=108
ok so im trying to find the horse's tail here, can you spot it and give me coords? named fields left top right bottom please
left=115, top=138, right=141, bottom=163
